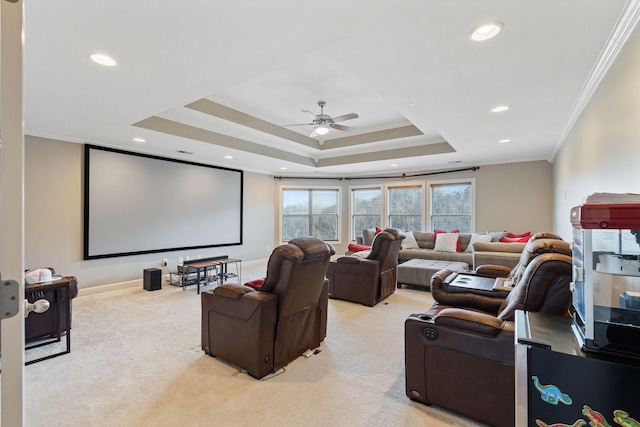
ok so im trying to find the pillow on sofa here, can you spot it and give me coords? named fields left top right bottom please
left=433, top=233, right=459, bottom=253
left=351, top=250, right=371, bottom=258
left=464, top=233, right=493, bottom=252
left=348, top=243, right=372, bottom=252
left=434, top=229, right=460, bottom=251
left=507, top=231, right=531, bottom=238
left=244, top=278, right=265, bottom=290
left=401, top=231, right=420, bottom=249
left=500, top=236, right=530, bottom=243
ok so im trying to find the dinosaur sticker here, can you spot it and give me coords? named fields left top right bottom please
left=535, top=408, right=638, bottom=427
left=583, top=405, right=612, bottom=427
left=532, top=376, right=573, bottom=405
left=613, top=410, right=640, bottom=427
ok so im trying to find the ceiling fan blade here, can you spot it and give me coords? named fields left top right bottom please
left=282, top=122, right=314, bottom=127
left=330, top=123, right=356, bottom=132
left=331, top=112, right=358, bottom=123
left=301, top=110, right=319, bottom=120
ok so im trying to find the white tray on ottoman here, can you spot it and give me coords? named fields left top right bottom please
left=397, top=259, right=469, bottom=289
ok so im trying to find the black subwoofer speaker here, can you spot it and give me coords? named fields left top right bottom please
left=143, top=268, right=162, bottom=291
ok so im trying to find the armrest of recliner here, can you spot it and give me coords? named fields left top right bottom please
left=335, top=256, right=363, bottom=265
left=431, top=307, right=509, bottom=337
left=430, top=269, right=507, bottom=314
left=212, top=283, right=256, bottom=299
left=406, top=306, right=515, bottom=360
left=201, top=285, right=278, bottom=321
left=474, top=264, right=512, bottom=278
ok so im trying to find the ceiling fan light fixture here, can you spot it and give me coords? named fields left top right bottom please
left=315, top=123, right=330, bottom=135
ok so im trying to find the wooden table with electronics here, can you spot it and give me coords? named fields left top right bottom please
left=182, top=256, right=242, bottom=294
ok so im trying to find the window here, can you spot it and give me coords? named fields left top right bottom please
left=428, top=179, right=475, bottom=232
left=387, top=184, right=423, bottom=231
left=281, top=187, right=339, bottom=241
left=350, top=187, right=382, bottom=240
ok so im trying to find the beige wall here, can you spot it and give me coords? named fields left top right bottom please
left=275, top=160, right=553, bottom=255
left=25, top=136, right=275, bottom=289
left=26, top=135, right=552, bottom=289
left=553, top=24, right=640, bottom=239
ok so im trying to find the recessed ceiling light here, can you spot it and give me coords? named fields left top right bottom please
left=498, top=139, right=511, bottom=143
left=90, top=53, right=117, bottom=67
left=132, top=137, right=145, bottom=143
left=390, top=164, right=398, bottom=167
left=224, top=155, right=233, bottom=159
left=469, top=23, right=503, bottom=41
left=280, top=167, right=287, bottom=170
left=491, top=105, right=510, bottom=113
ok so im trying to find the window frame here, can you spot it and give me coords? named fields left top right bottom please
left=426, top=178, right=476, bottom=233
left=348, top=185, right=384, bottom=241
left=386, top=182, right=425, bottom=233
left=279, top=185, right=342, bottom=244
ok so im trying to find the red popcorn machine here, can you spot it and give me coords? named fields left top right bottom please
left=570, top=193, right=640, bottom=358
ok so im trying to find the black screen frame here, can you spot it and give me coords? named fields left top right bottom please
left=83, top=144, right=243, bottom=260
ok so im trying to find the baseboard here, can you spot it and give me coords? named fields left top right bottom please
left=79, top=279, right=143, bottom=297
left=78, top=258, right=269, bottom=297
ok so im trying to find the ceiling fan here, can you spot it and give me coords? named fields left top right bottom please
left=284, top=101, right=359, bottom=137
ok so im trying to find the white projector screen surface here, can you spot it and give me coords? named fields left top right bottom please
left=84, top=145, right=243, bottom=259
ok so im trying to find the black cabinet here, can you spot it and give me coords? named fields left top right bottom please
left=515, top=311, right=640, bottom=426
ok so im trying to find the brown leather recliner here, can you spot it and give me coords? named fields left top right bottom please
left=326, top=228, right=405, bottom=307
left=405, top=236, right=572, bottom=427
left=201, top=237, right=335, bottom=379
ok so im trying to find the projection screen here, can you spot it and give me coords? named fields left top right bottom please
left=84, top=145, right=243, bottom=259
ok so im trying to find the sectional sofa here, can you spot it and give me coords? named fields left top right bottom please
left=350, top=229, right=527, bottom=269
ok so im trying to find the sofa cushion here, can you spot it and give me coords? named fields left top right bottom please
left=487, top=231, right=509, bottom=242
left=434, top=233, right=459, bottom=253
left=398, top=248, right=473, bottom=265
left=401, top=231, right=420, bottom=249
left=464, top=233, right=493, bottom=252
left=412, top=231, right=435, bottom=249
left=362, top=228, right=382, bottom=246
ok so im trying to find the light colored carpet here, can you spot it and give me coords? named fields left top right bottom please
left=14, top=263, right=483, bottom=427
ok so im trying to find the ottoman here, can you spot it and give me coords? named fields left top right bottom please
left=397, top=259, right=469, bottom=289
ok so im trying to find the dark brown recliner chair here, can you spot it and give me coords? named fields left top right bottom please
left=326, top=228, right=405, bottom=307
left=25, top=267, right=79, bottom=341
left=405, top=236, right=572, bottom=427
left=201, top=237, right=335, bottom=379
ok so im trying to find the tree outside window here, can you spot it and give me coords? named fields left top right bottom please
left=282, top=188, right=339, bottom=241
left=351, top=187, right=382, bottom=240
left=388, top=185, right=423, bottom=231
left=429, top=181, right=473, bottom=232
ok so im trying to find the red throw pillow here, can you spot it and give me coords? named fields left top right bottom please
left=348, top=243, right=372, bottom=252
left=375, top=226, right=383, bottom=234
left=499, top=236, right=529, bottom=243
left=506, top=231, right=531, bottom=238
left=244, top=278, right=265, bottom=290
